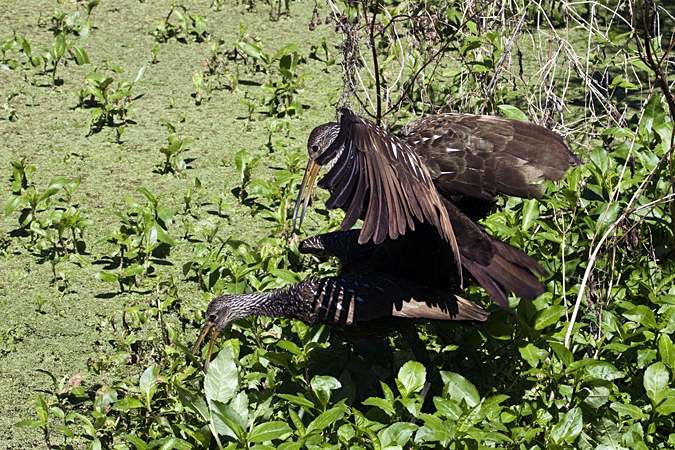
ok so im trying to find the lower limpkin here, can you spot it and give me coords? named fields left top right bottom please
left=191, top=227, right=490, bottom=370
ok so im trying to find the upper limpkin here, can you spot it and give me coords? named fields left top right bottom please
left=293, top=108, right=581, bottom=264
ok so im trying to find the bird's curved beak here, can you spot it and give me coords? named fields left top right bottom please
left=191, top=323, right=220, bottom=373
left=292, top=159, right=323, bottom=231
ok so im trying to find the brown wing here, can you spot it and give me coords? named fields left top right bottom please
left=400, top=114, right=581, bottom=201
left=299, top=271, right=488, bottom=326
left=442, top=198, right=548, bottom=311
left=316, top=109, right=461, bottom=269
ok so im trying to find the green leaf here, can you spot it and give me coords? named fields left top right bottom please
left=176, top=386, right=209, bottom=422
left=139, top=364, right=158, bottom=409
left=550, top=342, right=573, bottom=367
left=5, top=194, right=28, bottom=216
left=584, top=361, right=623, bottom=382
left=644, top=362, right=669, bottom=405
left=269, top=269, right=301, bottom=285
left=580, top=385, right=610, bottom=408
left=205, top=347, right=239, bottom=403
left=533, top=305, right=567, bottom=330
left=310, top=375, right=341, bottom=409
left=71, top=46, right=89, bottom=65
left=210, top=400, right=245, bottom=441
left=306, top=406, right=346, bottom=435
left=440, top=372, right=479, bottom=407
left=624, top=305, right=657, bottom=330
left=35, top=395, right=48, bottom=424
left=433, top=397, right=462, bottom=420
left=518, top=343, right=547, bottom=368
left=272, top=43, right=300, bottom=62
left=147, top=221, right=176, bottom=247
left=396, top=361, right=426, bottom=398
left=362, top=397, right=396, bottom=415
left=277, top=393, right=315, bottom=410
left=659, top=334, right=675, bottom=368
left=113, top=397, right=144, bottom=411
left=379, top=422, right=418, bottom=447
left=656, top=397, right=675, bottom=415
left=497, top=104, right=528, bottom=121
left=550, top=407, right=582, bottom=444
left=126, top=434, right=149, bottom=450
left=521, top=199, right=539, bottom=232
left=247, top=421, right=292, bottom=443
left=54, top=33, right=66, bottom=59
left=609, top=402, right=647, bottom=420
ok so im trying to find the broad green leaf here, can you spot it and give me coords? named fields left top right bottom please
left=54, top=33, right=66, bottom=59
left=272, top=43, right=300, bottom=62
left=440, top=372, right=479, bottom=407
left=306, top=406, right=345, bottom=434
left=624, top=305, right=657, bottom=330
left=210, top=400, right=245, bottom=442
left=550, top=407, right=582, bottom=444
left=644, top=362, right=669, bottom=405
left=379, top=422, right=418, bottom=447
left=521, top=199, right=539, bottom=232
left=518, top=343, right=547, bottom=368
left=205, top=347, right=238, bottom=403
left=35, top=395, right=48, bottom=423
left=71, top=46, right=89, bottom=65
left=656, top=397, right=675, bottom=415
left=5, top=194, right=28, bottom=216
left=276, top=340, right=301, bottom=356
left=609, top=402, right=646, bottom=420
left=136, top=187, right=156, bottom=204
left=139, top=364, right=158, bottom=409
left=433, top=397, right=462, bottom=420
left=580, top=385, right=610, bottom=408
left=659, top=334, right=675, bottom=368
left=277, top=393, right=315, bottom=410
left=584, top=361, right=623, bottom=382
left=126, top=434, right=149, bottom=450
left=497, top=104, right=528, bottom=121
left=247, top=421, right=292, bottom=443
left=396, top=361, right=426, bottom=398
left=533, top=305, right=566, bottom=330
left=310, top=375, right=341, bottom=409
left=176, top=386, right=209, bottom=422
left=148, top=436, right=191, bottom=450
left=362, top=397, right=396, bottom=415
left=414, top=417, right=455, bottom=443
left=550, top=342, right=573, bottom=367
left=113, top=397, right=144, bottom=411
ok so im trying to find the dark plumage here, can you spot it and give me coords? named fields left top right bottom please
left=292, top=108, right=580, bottom=309
left=191, top=229, right=489, bottom=370
left=193, top=109, right=581, bottom=369
left=292, top=108, right=580, bottom=263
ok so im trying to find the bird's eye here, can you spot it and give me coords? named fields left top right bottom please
left=209, top=314, right=217, bottom=322
left=311, top=145, right=319, bottom=152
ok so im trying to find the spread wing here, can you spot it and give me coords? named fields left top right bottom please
left=400, top=114, right=581, bottom=201
left=300, top=271, right=488, bottom=326
left=316, top=109, right=460, bottom=269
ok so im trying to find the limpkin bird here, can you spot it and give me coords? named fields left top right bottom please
left=192, top=228, right=490, bottom=371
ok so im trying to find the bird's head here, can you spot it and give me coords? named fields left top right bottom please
left=292, top=122, right=340, bottom=231
left=191, top=295, right=248, bottom=372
